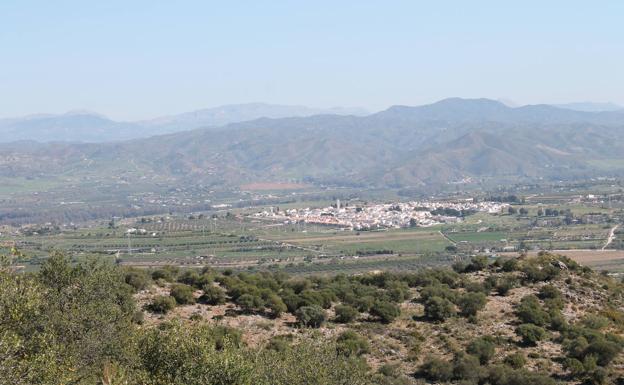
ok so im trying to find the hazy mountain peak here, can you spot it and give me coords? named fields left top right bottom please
left=62, top=109, right=109, bottom=118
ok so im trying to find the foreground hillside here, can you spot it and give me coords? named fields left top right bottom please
left=1, top=252, right=623, bottom=384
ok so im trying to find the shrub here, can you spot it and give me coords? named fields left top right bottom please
left=147, top=295, right=176, bottom=314
left=170, top=284, right=195, bottom=305
left=563, top=357, right=585, bottom=377
left=516, top=295, right=550, bottom=326
left=464, top=280, right=488, bottom=294
left=419, top=284, right=458, bottom=303
left=496, top=279, right=515, bottom=296
left=266, top=294, right=287, bottom=317
left=385, top=280, right=411, bottom=302
left=516, top=324, right=547, bottom=346
left=151, top=268, right=176, bottom=282
left=424, top=296, right=456, bottom=321
left=453, top=353, right=482, bottom=381
left=584, top=339, right=622, bottom=366
left=586, top=367, right=609, bottom=385
left=457, top=292, right=487, bottom=318
left=420, top=356, right=453, bottom=382
left=501, top=258, right=519, bottom=272
left=581, top=315, right=610, bottom=330
left=353, top=295, right=375, bottom=312
left=538, top=285, right=561, bottom=300
left=236, top=293, right=264, bottom=313
left=467, top=336, right=496, bottom=364
left=452, top=261, right=468, bottom=273
left=467, top=255, right=489, bottom=272
left=295, top=305, right=326, bottom=328
left=266, top=336, right=291, bottom=353
left=138, top=322, right=252, bottom=384
left=378, top=363, right=401, bottom=378
left=370, top=301, right=401, bottom=323
left=177, top=270, right=201, bottom=286
left=200, top=284, right=226, bottom=305
left=124, top=269, right=151, bottom=291
left=549, top=312, right=568, bottom=332
left=503, top=352, right=526, bottom=369
left=523, top=264, right=560, bottom=282
left=334, top=304, right=359, bottom=323
left=132, top=310, right=145, bottom=324
left=336, top=330, right=370, bottom=357
left=254, top=339, right=371, bottom=384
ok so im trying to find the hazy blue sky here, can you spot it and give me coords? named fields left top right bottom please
left=1, top=1, right=623, bottom=120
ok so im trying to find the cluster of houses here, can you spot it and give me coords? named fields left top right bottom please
left=252, top=199, right=509, bottom=230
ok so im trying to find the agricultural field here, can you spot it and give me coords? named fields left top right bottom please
left=3, top=189, right=624, bottom=275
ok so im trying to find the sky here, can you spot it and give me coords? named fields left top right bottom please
left=1, top=1, right=623, bottom=120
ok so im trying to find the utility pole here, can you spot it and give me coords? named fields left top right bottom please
left=127, top=232, right=132, bottom=256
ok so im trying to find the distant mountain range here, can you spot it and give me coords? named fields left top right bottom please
left=552, top=102, right=623, bottom=112
left=0, top=103, right=369, bottom=143
left=2, top=98, right=624, bottom=189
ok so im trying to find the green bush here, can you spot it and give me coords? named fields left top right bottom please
left=586, top=366, right=609, bottom=385
left=466, top=255, right=489, bottom=272
left=336, top=330, right=370, bottom=357
left=457, top=292, right=487, bottom=318
left=266, top=336, right=291, bottom=353
left=177, top=270, right=201, bottom=287
left=563, top=357, right=585, bottom=377
left=147, top=295, right=177, bottom=314
left=501, top=258, right=519, bottom=272
left=353, top=295, right=375, bottom=312
left=516, top=324, right=547, bottom=346
left=334, top=304, right=359, bottom=323
left=516, top=295, right=550, bottom=326
left=424, top=296, right=456, bottom=321
left=236, top=293, right=264, bottom=313
left=254, top=340, right=372, bottom=385
left=170, top=283, right=196, bottom=305
left=151, top=267, right=176, bottom=282
left=503, top=352, right=526, bottom=369
left=200, top=284, right=227, bottom=305
left=584, top=339, right=622, bottom=366
left=419, top=284, right=458, bottom=303
left=496, top=279, right=515, bottom=296
left=538, top=284, right=561, bottom=300
left=467, top=336, right=496, bottom=364
left=266, top=294, right=287, bottom=317
left=485, top=366, right=555, bottom=385
left=384, top=280, right=411, bottom=302
left=420, top=356, right=453, bottom=382
left=549, top=311, right=568, bottom=332
left=295, top=305, right=326, bottom=328
left=138, top=322, right=253, bottom=385
left=124, top=268, right=151, bottom=291
left=370, top=301, right=401, bottom=323
left=523, top=264, right=560, bottom=283
left=452, top=353, right=482, bottom=382
left=581, top=315, right=609, bottom=330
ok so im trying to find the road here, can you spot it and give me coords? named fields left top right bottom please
left=602, top=224, right=619, bottom=251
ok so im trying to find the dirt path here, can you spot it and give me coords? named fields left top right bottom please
left=439, top=231, right=456, bottom=245
left=602, top=224, right=619, bottom=251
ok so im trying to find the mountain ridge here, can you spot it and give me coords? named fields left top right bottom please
left=2, top=98, right=624, bottom=189
left=0, top=103, right=369, bottom=143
